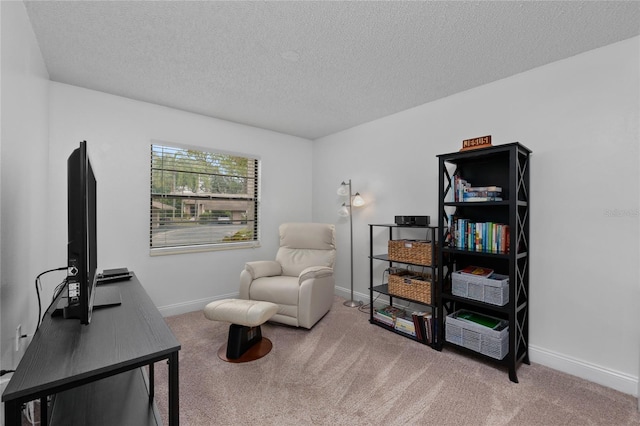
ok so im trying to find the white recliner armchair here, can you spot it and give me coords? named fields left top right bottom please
left=239, top=222, right=336, bottom=329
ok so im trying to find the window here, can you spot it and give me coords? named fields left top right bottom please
left=150, top=143, right=259, bottom=254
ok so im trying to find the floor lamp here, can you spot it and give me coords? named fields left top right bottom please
left=337, top=180, right=365, bottom=308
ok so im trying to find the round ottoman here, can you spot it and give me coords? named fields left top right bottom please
left=204, top=299, right=278, bottom=362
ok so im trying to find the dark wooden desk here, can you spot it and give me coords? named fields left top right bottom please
left=2, top=274, right=180, bottom=425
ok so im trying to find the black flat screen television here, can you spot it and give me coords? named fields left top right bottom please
left=64, top=140, right=98, bottom=324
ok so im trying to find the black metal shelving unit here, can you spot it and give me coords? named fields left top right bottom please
left=436, top=142, right=531, bottom=383
left=368, top=223, right=439, bottom=347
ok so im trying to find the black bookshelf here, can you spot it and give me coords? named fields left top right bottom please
left=436, top=143, right=531, bottom=383
left=368, top=224, right=438, bottom=347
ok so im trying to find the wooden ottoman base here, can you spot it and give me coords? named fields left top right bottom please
left=203, top=299, right=279, bottom=363
left=218, top=332, right=273, bottom=363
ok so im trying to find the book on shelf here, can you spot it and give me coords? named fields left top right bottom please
left=455, top=310, right=508, bottom=332
left=395, top=316, right=414, bottom=327
left=450, top=218, right=509, bottom=253
left=467, top=186, right=502, bottom=192
left=453, top=175, right=468, bottom=202
left=462, top=195, right=503, bottom=202
left=452, top=176, right=503, bottom=203
left=373, top=305, right=406, bottom=327
left=411, top=313, right=423, bottom=342
left=458, top=265, right=494, bottom=278
left=373, top=311, right=394, bottom=327
left=394, top=316, right=416, bottom=337
left=411, top=311, right=433, bottom=344
left=376, top=305, right=405, bottom=317
left=462, top=188, right=502, bottom=202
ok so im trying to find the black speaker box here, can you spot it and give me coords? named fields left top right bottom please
left=394, top=215, right=430, bottom=226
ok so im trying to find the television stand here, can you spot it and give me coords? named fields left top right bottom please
left=93, top=286, right=122, bottom=309
left=52, top=286, right=122, bottom=318
left=2, top=273, right=180, bottom=426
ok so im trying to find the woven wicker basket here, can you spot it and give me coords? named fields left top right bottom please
left=388, top=240, right=434, bottom=266
left=388, top=271, right=432, bottom=304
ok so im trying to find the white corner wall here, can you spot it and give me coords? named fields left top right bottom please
left=46, top=83, right=314, bottom=315
left=0, top=1, right=50, bottom=372
left=312, top=37, right=640, bottom=396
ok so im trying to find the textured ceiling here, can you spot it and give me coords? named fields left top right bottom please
left=24, top=1, right=640, bottom=140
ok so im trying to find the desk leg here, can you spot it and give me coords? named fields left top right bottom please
left=4, top=400, right=19, bottom=426
left=168, top=351, right=179, bottom=425
left=148, top=363, right=155, bottom=403
left=40, top=396, right=48, bottom=426
left=4, top=398, right=48, bottom=426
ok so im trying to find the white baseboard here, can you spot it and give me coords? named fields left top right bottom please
left=529, top=344, right=638, bottom=397
left=334, top=285, right=370, bottom=305
left=337, top=285, right=639, bottom=398
left=162, top=287, right=373, bottom=316
left=334, top=285, right=430, bottom=310
left=159, top=288, right=639, bottom=400
left=157, top=292, right=239, bottom=317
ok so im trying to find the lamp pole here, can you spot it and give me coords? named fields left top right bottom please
left=342, top=179, right=362, bottom=308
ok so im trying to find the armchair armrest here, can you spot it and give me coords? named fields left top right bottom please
left=244, top=260, right=282, bottom=279
left=298, top=266, right=333, bottom=284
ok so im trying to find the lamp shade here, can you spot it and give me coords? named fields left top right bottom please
left=337, top=203, right=350, bottom=217
left=337, top=182, right=349, bottom=196
left=352, top=193, right=365, bottom=207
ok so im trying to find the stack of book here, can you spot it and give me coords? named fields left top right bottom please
left=374, top=306, right=434, bottom=343
left=452, top=176, right=502, bottom=202
left=373, top=305, right=405, bottom=327
left=463, top=186, right=502, bottom=202
left=458, top=265, right=493, bottom=277
left=394, top=315, right=417, bottom=337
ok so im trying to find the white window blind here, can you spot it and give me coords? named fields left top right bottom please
left=150, top=143, right=259, bottom=252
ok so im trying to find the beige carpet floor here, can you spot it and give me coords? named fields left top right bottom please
left=154, top=297, right=640, bottom=425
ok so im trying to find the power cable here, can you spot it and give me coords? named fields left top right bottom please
left=35, top=267, right=67, bottom=333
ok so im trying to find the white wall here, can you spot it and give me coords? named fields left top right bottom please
left=46, top=83, right=314, bottom=314
left=0, top=1, right=313, bottom=406
left=0, top=1, right=50, bottom=371
left=313, top=37, right=640, bottom=395
left=2, top=0, right=638, bottom=401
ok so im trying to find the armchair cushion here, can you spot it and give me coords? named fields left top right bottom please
left=276, top=223, right=336, bottom=276
left=247, top=276, right=300, bottom=307
left=244, top=260, right=282, bottom=280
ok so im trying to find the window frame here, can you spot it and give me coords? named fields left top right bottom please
left=149, top=141, right=261, bottom=256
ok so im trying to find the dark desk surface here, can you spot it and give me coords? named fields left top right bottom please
left=2, top=273, right=180, bottom=403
